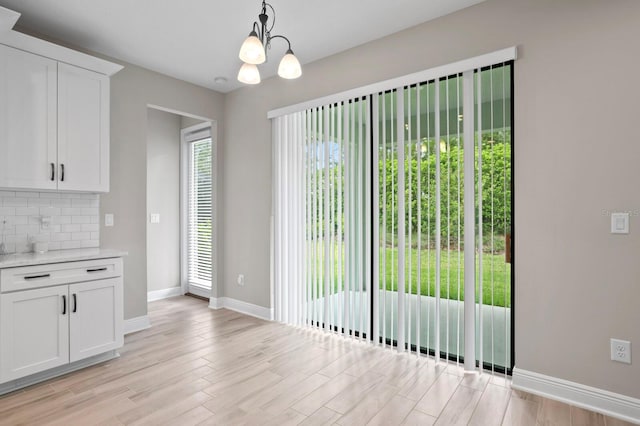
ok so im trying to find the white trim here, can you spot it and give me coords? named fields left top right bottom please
left=180, top=126, right=189, bottom=295
left=179, top=120, right=218, bottom=299
left=0, top=6, right=20, bottom=32
left=512, top=368, right=640, bottom=425
left=0, top=350, right=119, bottom=396
left=208, top=297, right=273, bottom=321
left=147, top=287, right=183, bottom=302
left=267, top=47, right=517, bottom=119
left=0, top=6, right=122, bottom=76
left=208, top=297, right=224, bottom=310
left=182, top=121, right=212, bottom=143
left=123, top=315, right=151, bottom=335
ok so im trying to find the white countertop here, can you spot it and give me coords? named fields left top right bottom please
left=0, top=248, right=128, bottom=269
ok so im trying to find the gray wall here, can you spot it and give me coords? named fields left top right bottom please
left=223, top=0, right=640, bottom=398
left=13, top=27, right=226, bottom=321
left=146, top=108, right=181, bottom=293
left=103, top=60, right=224, bottom=320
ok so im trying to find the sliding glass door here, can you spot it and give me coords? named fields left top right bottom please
left=272, top=58, right=513, bottom=374
left=375, top=64, right=512, bottom=371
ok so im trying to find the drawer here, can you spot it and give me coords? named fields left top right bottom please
left=0, top=258, right=122, bottom=293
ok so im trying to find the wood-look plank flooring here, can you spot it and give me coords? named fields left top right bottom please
left=0, top=296, right=635, bottom=425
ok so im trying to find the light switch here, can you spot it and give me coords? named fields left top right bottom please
left=611, top=212, right=629, bottom=234
left=105, top=213, right=114, bottom=227
left=150, top=213, right=160, bottom=224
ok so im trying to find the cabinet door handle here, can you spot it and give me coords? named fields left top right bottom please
left=72, top=293, right=77, bottom=313
left=87, top=267, right=107, bottom=273
left=62, top=295, right=67, bottom=315
left=60, top=164, right=65, bottom=182
left=50, top=163, right=55, bottom=181
left=24, top=274, right=51, bottom=280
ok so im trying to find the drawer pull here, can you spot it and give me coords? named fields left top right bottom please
left=24, top=274, right=51, bottom=280
left=87, top=267, right=108, bottom=273
left=62, top=295, right=67, bottom=315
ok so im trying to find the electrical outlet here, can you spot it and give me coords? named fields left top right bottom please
left=40, top=215, right=51, bottom=231
left=611, top=338, right=631, bottom=364
left=105, top=214, right=114, bottom=227
left=237, top=274, right=245, bottom=286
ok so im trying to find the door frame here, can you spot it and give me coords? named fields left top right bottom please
left=180, top=120, right=218, bottom=299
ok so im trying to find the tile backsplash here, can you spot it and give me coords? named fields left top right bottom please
left=0, top=190, right=99, bottom=254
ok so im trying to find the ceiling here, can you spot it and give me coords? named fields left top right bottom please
left=0, top=0, right=484, bottom=93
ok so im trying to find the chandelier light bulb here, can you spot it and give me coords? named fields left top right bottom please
left=278, top=50, right=302, bottom=79
left=237, top=63, right=261, bottom=84
left=238, top=31, right=266, bottom=65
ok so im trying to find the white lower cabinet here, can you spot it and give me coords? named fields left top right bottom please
left=0, top=286, right=69, bottom=381
left=0, top=258, right=124, bottom=385
left=69, top=278, right=123, bottom=362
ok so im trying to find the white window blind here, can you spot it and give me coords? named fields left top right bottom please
left=272, top=53, right=513, bottom=374
left=187, top=131, right=213, bottom=289
left=273, top=99, right=370, bottom=334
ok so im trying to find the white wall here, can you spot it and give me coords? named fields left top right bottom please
left=222, top=0, right=640, bottom=399
left=146, top=108, right=181, bottom=293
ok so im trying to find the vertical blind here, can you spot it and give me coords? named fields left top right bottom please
left=187, top=133, right=213, bottom=288
left=273, top=98, right=371, bottom=336
left=272, top=58, right=512, bottom=373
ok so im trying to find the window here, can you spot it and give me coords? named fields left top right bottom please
left=182, top=123, right=214, bottom=298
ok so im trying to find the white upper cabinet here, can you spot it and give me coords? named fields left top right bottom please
left=0, top=44, right=57, bottom=190
left=58, top=63, right=109, bottom=192
left=0, top=35, right=120, bottom=193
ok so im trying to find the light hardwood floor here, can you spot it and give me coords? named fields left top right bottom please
left=0, top=296, right=634, bottom=425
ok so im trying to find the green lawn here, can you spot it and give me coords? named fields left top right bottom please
left=309, top=243, right=511, bottom=308
left=381, top=247, right=511, bottom=307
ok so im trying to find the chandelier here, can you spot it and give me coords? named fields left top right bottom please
left=237, top=1, right=302, bottom=84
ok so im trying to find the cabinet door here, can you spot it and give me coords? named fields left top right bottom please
left=0, top=286, right=69, bottom=382
left=57, top=63, right=109, bottom=192
left=69, top=278, right=123, bottom=363
left=0, top=44, right=57, bottom=190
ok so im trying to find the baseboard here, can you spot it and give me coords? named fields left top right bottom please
left=123, top=315, right=151, bottom=335
left=512, top=368, right=640, bottom=424
left=208, top=297, right=273, bottom=321
left=0, top=350, right=119, bottom=396
left=209, top=296, right=223, bottom=310
left=147, top=287, right=183, bottom=302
